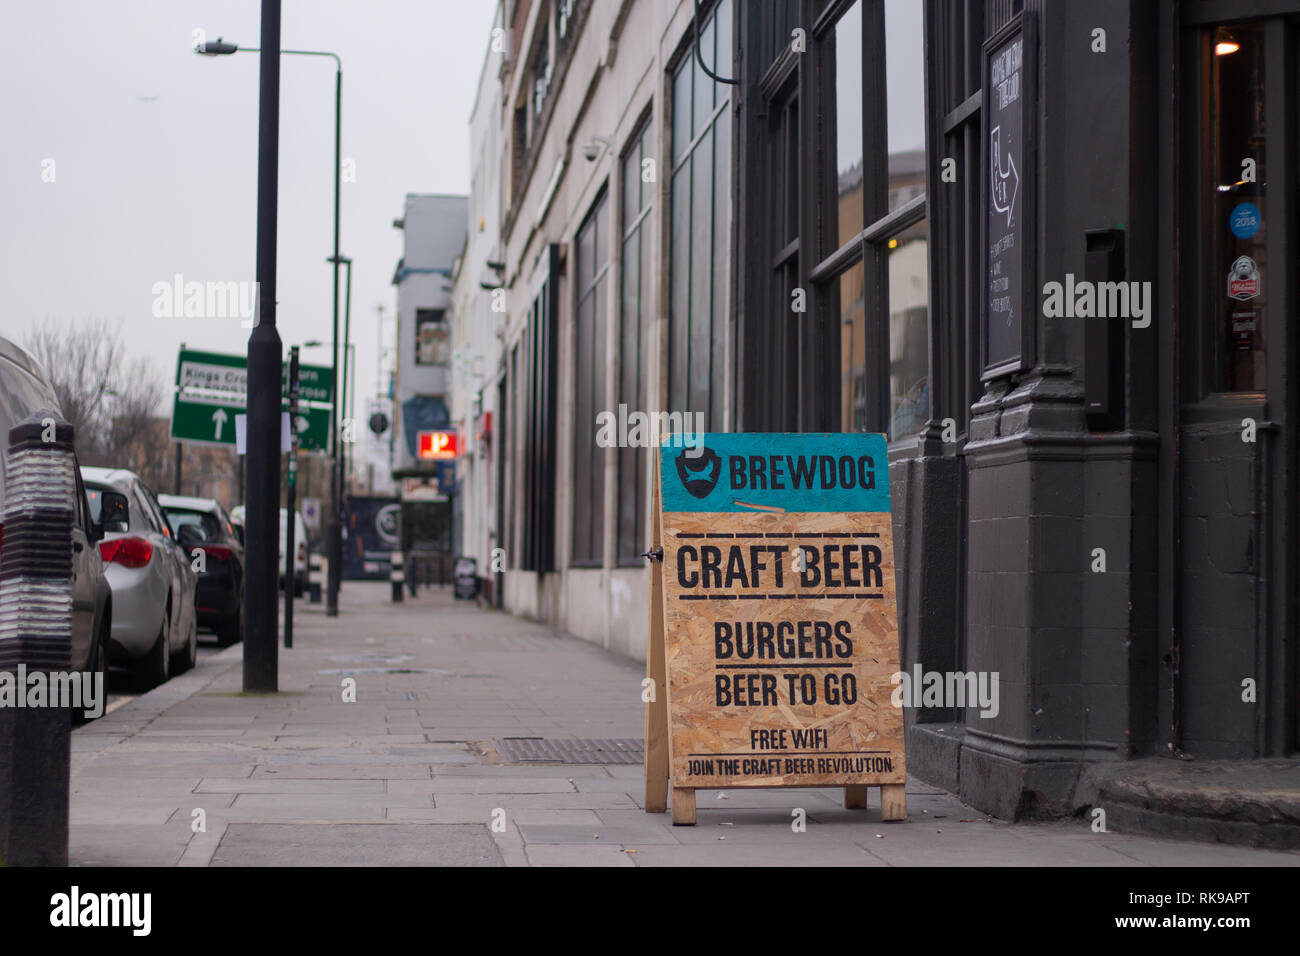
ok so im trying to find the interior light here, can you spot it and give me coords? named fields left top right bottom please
left=1214, top=27, right=1239, bottom=56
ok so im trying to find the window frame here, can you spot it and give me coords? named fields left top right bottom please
left=571, top=188, right=610, bottom=568
left=517, top=246, right=559, bottom=574
left=807, top=0, right=932, bottom=442
left=667, top=0, right=733, bottom=434
left=617, top=117, right=655, bottom=566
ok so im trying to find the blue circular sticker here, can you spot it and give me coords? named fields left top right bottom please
left=1230, top=202, right=1261, bottom=240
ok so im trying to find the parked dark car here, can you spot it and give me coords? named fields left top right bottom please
left=159, top=494, right=244, bottom=646
left=0, top=336, right=111, bottom=701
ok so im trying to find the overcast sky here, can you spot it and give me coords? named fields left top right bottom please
left=1, top=0, right=496, bottom=420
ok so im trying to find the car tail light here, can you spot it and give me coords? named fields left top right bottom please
left=205, top=545, right=233, bottom=561
left=99, top=536, right=153, bottom=568
left=298, top=541, right=306, bottom=561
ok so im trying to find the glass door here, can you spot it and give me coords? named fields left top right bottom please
left=1175, top=8, right=1298, bottom=756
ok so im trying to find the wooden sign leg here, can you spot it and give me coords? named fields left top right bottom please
left=644, top=466, right=670, bottom=814
left=844, top=785, right=868, bottom=810
left=643, top=616, right=669, bottom=813
left=880, top=784, right=907, bottom=821
left=671, top=787, right=696, bottom=826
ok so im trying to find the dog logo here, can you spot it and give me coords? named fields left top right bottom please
left=675, top=446, right=721, bottom=499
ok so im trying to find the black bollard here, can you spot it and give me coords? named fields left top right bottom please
left=390, top=550, right=404, bottom=603
left=0, top=411, right=75, bottom=866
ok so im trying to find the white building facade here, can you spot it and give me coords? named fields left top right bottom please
left=450, top=8, right=508, bottom=601
left=390, top=194, right=468, bottom=496
left=457, top=0, right=735, bottom=660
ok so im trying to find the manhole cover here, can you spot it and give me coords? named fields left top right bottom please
left=492, top=737, right=644, bottom=765
left=329, top=654, right=413, bottom=666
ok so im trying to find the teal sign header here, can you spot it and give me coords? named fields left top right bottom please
left=659, top=433, right=890, bottom=513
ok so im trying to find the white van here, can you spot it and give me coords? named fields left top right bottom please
left=278, top=507, right=309, bottom=596
left=230, top=505, right=308, bottom=595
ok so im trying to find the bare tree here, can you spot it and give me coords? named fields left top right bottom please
left=24, top=318, right=164, bottom=463
left=107, top=353, right=165, bottom=465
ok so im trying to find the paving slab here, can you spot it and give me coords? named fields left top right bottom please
left=523, top=844, right=637, bottom=867
left=195, top=777, right=385, bottom=794
left=627, top=843, right=887, bottom=867
left=518, top=824, right=681, bottom=846
left=386, top=807, right=605, bottom=826
left=70, top=824, right=192, bottom=867
left=393, top=776, right=577, bottom=794
left=251, top=764, right=436, bottom=779
left=210, top=823, right=503, bottom=866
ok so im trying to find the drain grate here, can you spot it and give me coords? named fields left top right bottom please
left=493, top=737, right=644, bottom=765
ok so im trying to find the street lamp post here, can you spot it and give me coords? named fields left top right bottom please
left=327, top=255, right=353, bottom=538
left=197, top=35, right=345, bottom=620
left=304, top=329, right=355, bottom=515
left=284, top=345, right=300, bottom=650
left=195, top=15, right=283, bottom=691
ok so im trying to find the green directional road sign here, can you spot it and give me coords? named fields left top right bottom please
left=289, top=362, right=333, bottom=405
left=171, top=347, right=334, bottom=453
left=175, top=348, right=334, bottom=406
left=170, top=392, right=332, bottom=454
left=287, top=403, right=331, bottom=453
left=170, top=392, right=243, bottom=445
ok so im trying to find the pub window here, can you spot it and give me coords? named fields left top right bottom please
left=815, top=0, right=929, bottom=441
left=507, top=342, right=519, bottom=565
left=532, top=27, right=552, bottom=118
left=415, top=308, right=448, bottom=366
left=573, top=190, right=609, bottom=567
left=669, top=0, right=732, bottom=432
left=618, top=121, right=654, bottom=565
left=924, top=0, right=985, bottom=435
left=881, top=0, right=929, bottom=441
left=519, top=247, right=559, bottom=573
left=511, top=105, right=528, bottom=205
left=1202, top=21, right=1266, bottom=393
left=557, top=0, right=576, bottom=44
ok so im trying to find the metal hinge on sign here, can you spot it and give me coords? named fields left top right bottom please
left=642, top=547, right=663, bottom=562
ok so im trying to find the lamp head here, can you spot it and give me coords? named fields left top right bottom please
left=195, top=37, right=239, bottom=56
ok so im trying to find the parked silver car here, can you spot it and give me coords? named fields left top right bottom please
left=81, top=467, right=198, bottom=688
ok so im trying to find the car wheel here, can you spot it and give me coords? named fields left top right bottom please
left=78, top=614, right=109, bottom=723
left=216, top=608, right=243, bottom=647
left=138, top=599, right=171, bottom=691
left=172, top=610, right=197, bottom=673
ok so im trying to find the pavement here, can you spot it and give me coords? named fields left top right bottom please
left=70, top=582, right=1300, bottom=867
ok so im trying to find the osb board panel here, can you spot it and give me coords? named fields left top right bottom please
left=657, top=434, right=905, bottom=790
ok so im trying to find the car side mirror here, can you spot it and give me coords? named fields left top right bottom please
left=177, top=524, right=205, bottom=549
left=100, top=491, right=129, bottom=533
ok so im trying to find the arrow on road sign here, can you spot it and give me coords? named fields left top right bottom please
left=213, top=407, right=229, bottom=441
